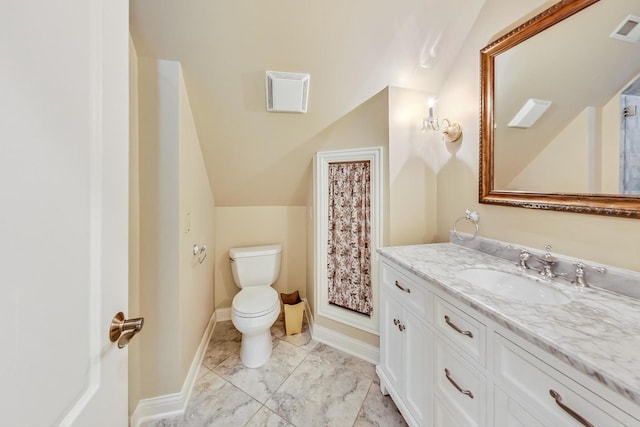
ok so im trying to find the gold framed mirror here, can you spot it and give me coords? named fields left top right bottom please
left=480, top=0, right=640, bottom=218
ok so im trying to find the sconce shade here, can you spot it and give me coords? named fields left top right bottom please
left=442, top=122, right=463, bottom=143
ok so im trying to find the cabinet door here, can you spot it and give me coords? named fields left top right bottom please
left=380, top=291, right=403, bottom=391
left=434, top=395, right=464, bottom=427
left=495, top=386, right=546, bottom=427
left=403, top=309, right=432, bottom=426
left=494, top=334, right=636, bottom=426
left=435, top=340, right=486, bottom=427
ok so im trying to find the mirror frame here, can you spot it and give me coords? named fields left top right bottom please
left=479, top=0, right=640, bottom=219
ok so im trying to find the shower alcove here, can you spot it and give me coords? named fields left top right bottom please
left=313, top=147, right=383, bottom=335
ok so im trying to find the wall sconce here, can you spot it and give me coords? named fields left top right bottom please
left=422, top=99, right=463, bottom=143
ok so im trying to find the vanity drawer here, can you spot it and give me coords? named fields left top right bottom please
left=434, top=296, right=486, bottom=366
left=434, top=340, right=486, bottom=427
left=494, top=334, right=637, bottom=426
left=381, top=262, right=430, bottom=319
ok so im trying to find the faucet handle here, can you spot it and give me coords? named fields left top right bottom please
left=540, top=244, right=558, bottom=264
left=572, top=262, right=606, bottom=287
left=517, top=249, right=532, bottom=270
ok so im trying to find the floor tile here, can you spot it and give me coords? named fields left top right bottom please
left=213, top=340, right=308, bottom=403
left=353, top=379, right=408, bottom=427
left=182, top=370, right=262, bottom=427
left=244, top=406, right=294, bottom=427
left=271, top=313, right=318, bottom=351
left=138, top=319, right=406, bottom=427
left=202, top=321, right=242, bottom=369
left=139, top=415, right=183, bottom=427
left=310, top=342, right=377, bottom=378
left=265, top=352, right=372, bottom=427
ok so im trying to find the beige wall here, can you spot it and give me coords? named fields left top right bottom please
left=602, top=94, right=622, bottom=194
left=302, top=86, right=440, bottom=347
left=436, top=0, right=640, bottom=272
left=308, top=89, right=391, bottom=347
left=178, top=68, right=216, bottom=380
left=214, top=89, right=400, bottom=347
left=128, top=36, right=142, bottom=413
left=138, top=57, right=181, bottom=397
left=214, top=206, right=306, bottom=309
left=508, top=108, right=589, bottom=192
left=136, top=57, right=215, bottom=401
left=388, top=86, right=438, bottom=245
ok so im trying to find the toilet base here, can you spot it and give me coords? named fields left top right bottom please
left=239, top=330, right=273, bottom=368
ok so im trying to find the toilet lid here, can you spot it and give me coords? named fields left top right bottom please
left=233, top=287, right=279, bottom=317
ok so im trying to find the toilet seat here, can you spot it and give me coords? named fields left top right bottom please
left=233, top=287, right=279, bottom=318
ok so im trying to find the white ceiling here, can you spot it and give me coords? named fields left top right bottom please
left=129, top=0, right=485, bottom=206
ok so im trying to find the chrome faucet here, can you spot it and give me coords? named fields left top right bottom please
left=515, top=245, right=607, bottom=287
left=534, top=244, right=558, bottom=280
left=517, top=249, right=533, bottom=270
left=516, top=244, right=559, bottom=280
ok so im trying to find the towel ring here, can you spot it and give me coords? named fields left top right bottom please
left=453, top=209, right=480, bottom=242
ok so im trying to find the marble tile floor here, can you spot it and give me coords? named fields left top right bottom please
left=142, top=314, right=407, bottom=427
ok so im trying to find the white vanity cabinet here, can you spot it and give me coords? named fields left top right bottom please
left=493, top=333, right=639, bottom=427
left=432, top=296, right=488, bottom=427
left=378, top=261, right=432, bottom=427
left=377, top=258, right=640, bottom=427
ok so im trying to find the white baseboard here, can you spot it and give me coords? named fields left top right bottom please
left=310, top=317, right=380, bottom=365
left=129, top=310, right=217, bottom=427
left=216, top=307, right=231, bottom=321
left=301, top=297, right=313, bottom=336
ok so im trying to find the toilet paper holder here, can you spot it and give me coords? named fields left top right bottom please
left=193, top=244, right=208, bottom=264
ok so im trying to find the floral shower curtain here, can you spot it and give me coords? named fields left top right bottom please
left=326, top=161, right=372, bottom=316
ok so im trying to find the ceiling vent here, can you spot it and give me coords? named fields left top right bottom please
left=508, top=98, right=552, bottom=129
left=265, top=71, right=310, bottom=113
left=610, top=15, right=640, bottom=43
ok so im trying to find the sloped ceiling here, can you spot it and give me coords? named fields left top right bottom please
left=130, top=0, right=484, bottom=206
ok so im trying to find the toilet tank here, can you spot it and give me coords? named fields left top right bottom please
left=229, top=244, right=282, bottom=288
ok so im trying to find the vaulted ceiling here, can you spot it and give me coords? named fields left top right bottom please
left=130, top=0, right=485, bottom=206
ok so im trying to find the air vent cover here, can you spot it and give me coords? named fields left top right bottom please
left=265, top=71, right=310, bottom=113
left=610, top=15, right=640, bottom=43
left=508, top=98, right=552, bottom=129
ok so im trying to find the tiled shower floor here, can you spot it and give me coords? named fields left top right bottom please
left=141, top=315, right=407, bottom=427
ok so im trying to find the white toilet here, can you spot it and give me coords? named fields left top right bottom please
left=229, top=244, right=282, bottom=368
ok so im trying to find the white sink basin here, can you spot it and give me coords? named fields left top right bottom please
left=456, top=268, right=571, bottom=305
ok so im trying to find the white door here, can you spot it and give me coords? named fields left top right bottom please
left=1, top=0, right=130, bottom=426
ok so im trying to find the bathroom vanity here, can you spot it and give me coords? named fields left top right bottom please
left=376, top=240, right=640, bottom=426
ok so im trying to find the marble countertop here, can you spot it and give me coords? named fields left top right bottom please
left=378, top=243, right=640, bottom=405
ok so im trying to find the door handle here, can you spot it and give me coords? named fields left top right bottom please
left=110, top=312, right=144, bottom=349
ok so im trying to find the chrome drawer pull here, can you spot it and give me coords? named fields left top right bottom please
left=549, top=390, right=594, bottom=427
left=394, top=280, right=411, bottom=293
left=444, top=315, right=474, bottom=338
left=444, top=368, right=474, bottom=399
